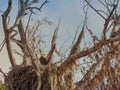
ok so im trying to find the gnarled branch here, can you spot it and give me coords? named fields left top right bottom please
left=58, top=31, right=120, bottom=75
left=2, top=0, right=16, bottom=67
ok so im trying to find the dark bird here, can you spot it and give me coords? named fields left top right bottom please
left=39, top=56, right=48, bottom=65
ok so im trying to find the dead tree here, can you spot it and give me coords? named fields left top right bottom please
left=0, top=0, right=120, bottom=90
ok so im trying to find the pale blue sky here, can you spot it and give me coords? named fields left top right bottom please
left=0, top=0, right=108, bottom=81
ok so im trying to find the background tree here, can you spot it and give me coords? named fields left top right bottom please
left=0, top=0, right=120, bottom=90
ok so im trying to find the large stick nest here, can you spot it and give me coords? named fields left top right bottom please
left=5, top=66, right=38, bottom=90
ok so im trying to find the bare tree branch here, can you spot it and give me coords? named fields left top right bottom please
left=25, top=12, right=32, bottom=34
left=58, top=31, right=120, bottom=75
left=71, top=23, right=81, bottom=49
left=0, top=68, right=7, bottom=78
left=102, top=4, right=117, bottom=40
left=84, top=0, right=106, bottom=20
left=0, top=39, right=6, bottom=52
left=55, top=48, right=64, bottom=57
left=0, top=29, right=18, bottom=52
left=2, top=0, right=16, bottom=67
left=27, top=0, right=49, bottom=11
left=47, top=19, right=61, bottom=61
left=86, top=26, right=99, bottom=43
left=70, top=21, right=86, bottom=55
left=98, top=0, right=107, bottom=8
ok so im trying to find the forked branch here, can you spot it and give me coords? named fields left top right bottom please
left=58, top=31, right=120, bottom=75
left=70, top=19, right=86, bottom=55
left=47, top=19, right=61, bottom=61
left=2, top=0, right=16, bottom=67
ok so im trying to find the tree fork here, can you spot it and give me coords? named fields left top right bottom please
left=2, top=0, right=16, bottom=68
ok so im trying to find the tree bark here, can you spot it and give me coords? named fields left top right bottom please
left=58, top=34, right=120, bottom=75
left=2, top=0, right=16, bottom=67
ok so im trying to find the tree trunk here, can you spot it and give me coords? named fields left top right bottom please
left=2, top=0, right=16, bottom=67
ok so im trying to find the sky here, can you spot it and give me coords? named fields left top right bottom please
left=0, top=0, right=107, bottom=81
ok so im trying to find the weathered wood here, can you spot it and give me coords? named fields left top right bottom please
left=2, top=0, right=16, bottom=67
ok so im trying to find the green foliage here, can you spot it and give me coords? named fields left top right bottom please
left=0, top=80, right=5, bottom=90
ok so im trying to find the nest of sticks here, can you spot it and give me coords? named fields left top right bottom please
left=5, top=65, right=38, bottom=90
